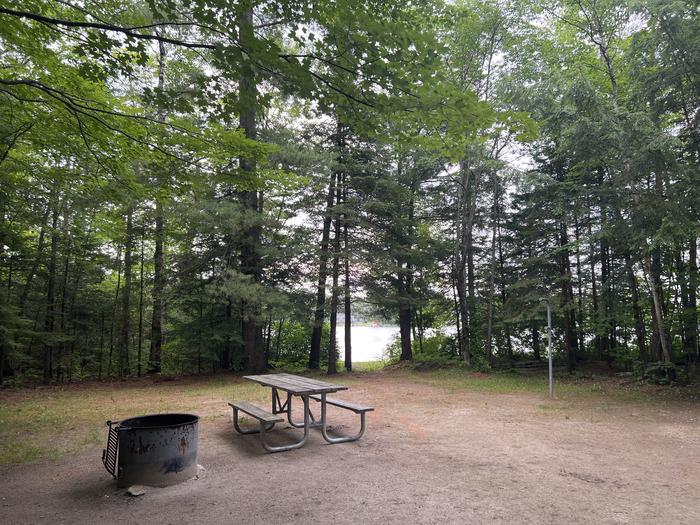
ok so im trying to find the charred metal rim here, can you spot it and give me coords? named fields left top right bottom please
left=118, top=413, right=199, bottom=429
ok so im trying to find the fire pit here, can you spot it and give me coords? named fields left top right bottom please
left=102, top=413, right=199, bottom=487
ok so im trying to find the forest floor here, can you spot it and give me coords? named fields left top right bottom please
left=1, top=366, right=699, bottom=524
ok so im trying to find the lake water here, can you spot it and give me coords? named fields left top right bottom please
left=337, top=326, right=399, bottom=362
left=337, top=325, right=458, bottom=362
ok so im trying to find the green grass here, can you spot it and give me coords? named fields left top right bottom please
left=343, top=361, right=388, bottom=373
left=0, top=369, right=378, bottom=466
left=0, top=367, right=697, bottom=466
left=0, top=375, right=269, bottom=466
left=405, top=366, right=700, bottom=404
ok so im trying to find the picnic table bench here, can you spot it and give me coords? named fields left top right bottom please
left=229, top=373, right=373, bottom=452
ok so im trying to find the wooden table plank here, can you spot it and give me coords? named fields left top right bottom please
left=243, top=373, right=347, bottom=394
left=244, top=375, right=306, bottom=393
left=274, top=373, right=346, bottom=391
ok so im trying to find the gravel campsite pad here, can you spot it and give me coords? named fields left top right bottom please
left=1, top=370, right=699, bottom=524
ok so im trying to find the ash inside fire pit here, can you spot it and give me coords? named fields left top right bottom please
left=102, top=413, right=199, bottom=488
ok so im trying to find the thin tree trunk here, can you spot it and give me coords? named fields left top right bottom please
left=65, top=214, right=94, bottom=380
left=643, top=255, right=671, bottom=363
left=198, top=283, right=203, bottom=374
left=328, top=173, right=341, bottom=375
left=57, top=235, right=72, bottom=382
left=43, top=203, right=59, bottom=383
left=532, top=324, right=541, bottom=361
left=310, top=121, right=343, bottom=369
left=238, top=1, right=265, bottom=373
left=559, top=222, right=577, bottom=373
left=417, top=306, right=424, bottom=354
left=137, top=228, right=145, bottom=377
left=108, top=246, right=122, bottom=377
left=119, top=207, right=134, bottom=377
left=20, top=206, right=50, bottom=315
left=0, top=335, right=5, bottom=385
left=678, top=241, right=698, bottom=360
left=455, top=156, right=481, bottom=365
left=265, top=314, right=273, bottom=363
left=451, top=268, right=462, bottom=357
left=221, top=300, right=231, bottom=370
left=497, top=217, right=512, bottom=361
left=98, top=310, right=105, bottom=380
left=396, top=157, right=415, bottom=362
left=485, top=175, right=498, bottom=364
left=600, top=234, right=611, bottom=359
left=274, top=319, right=284, bottom=360
left=574, top=219, right=586, bottom=354
left=587, top=208, right=601, bottom=357
left=649, top=245, right=666, bottom=361
left=147, top=29, right=167, bottom=375
left=398, top=291, right=412, bottom=361
left=689, top=237, right=698, bottom=359
left=625, top=252, right=647, bottom=361
left=343, top=174, right=352, bottom=371
left=149, top=201, right=164, bottom=373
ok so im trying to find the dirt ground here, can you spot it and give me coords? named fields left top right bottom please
left=1, top=372, right=699, bottom=524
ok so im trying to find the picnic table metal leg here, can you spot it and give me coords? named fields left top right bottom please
left=260, top=394, right=310, bottom=453
left=319, top=393, right=368, bottom=444
left=271, top=388, right=290, bottom=415
left=231, top=406, right=275, bottom=434
left=286, top=393, right=322, bottom=429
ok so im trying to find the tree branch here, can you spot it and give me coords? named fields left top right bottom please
left=0, top=7, right=218, bottom=49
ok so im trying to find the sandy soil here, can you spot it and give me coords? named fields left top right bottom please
left=1, top=372, right=699, bottom=524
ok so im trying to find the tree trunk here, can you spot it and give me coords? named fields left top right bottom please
left=20, top=206, right=50, bottom=315
left=108, top=246, right=122, bottom=376
left=643, top=255, right=671, bottom=363
left=689, top=237, right=698, bottom=359
left=328, top=173, right=341, bottom=375
left=532, top=324, right=541, bottom=361
left=600, top=235, right=611, bottom=359
left=397, top=163, right=417, bottom=362
left=679, top=240, right=698, bottom=359
left=398, top=296, right=412, bottom=361
left=238, top=1, right=265, bottom=373
left=274, top=319, right=284, bottom=360
left=559, top=222, right=577, bottom=373
left=147, top=28, right=167, bottom=375
left=57, top=235, right=71, bottom=382
left=137, top=228, right=145, bottom=377
left=574, top=219, right=586, bottom=354
left=497, top=217, right=513, bottom=361
left=624, top=252, right=647, bottom=361
left=264, top=314, right=272, bottom=363
left=198, top=275, right=204, bottom=374
left=416, top=306, right=425, bottom=354
left=343, top=173, right=352, bottom=372
left=119, top=207, right=134, bottom=377
left=451, top=269, right=462, bottom=357
left=649, top=246, right=667, bottom=361
left=485, top=175, right=498, bottom=364
left=221, top=300, right=232, bottom=370
left=454, top=159, right=479, bottom=366
left=0, top=335, right=4, bottom=385
left=149, top=201, right=164, bottom=373
left=43, top=203, right=59, bottom=383
left=310, top=121, right=343, bottom=369
left=98, top=310, right=105, bottom=380
left=588, top=207, right=602, bottom=357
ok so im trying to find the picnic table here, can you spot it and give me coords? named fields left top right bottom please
left=228, top=373, right=373, bottom=453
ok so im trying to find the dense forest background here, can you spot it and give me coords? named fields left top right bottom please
left=0, top=0, right=697, bottom=385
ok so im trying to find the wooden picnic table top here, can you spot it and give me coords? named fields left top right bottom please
left=243, top=373, right=348, bottom=395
